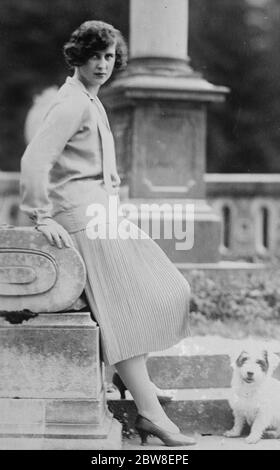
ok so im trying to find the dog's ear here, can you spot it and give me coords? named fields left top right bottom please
left=235, top=350, right=248, bottom=367
left=261, top=349, right=269, bottom=373
left=228, top=349, right=247, bottom=368
left=267, top=350, right=280, bottom=374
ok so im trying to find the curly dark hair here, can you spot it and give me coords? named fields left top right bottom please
left=63, top=20, right=127, bottom=70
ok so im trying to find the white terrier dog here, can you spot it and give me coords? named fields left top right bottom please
left=224, top=345, right=280, bottom=444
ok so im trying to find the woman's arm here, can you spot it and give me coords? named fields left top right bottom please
left=20, top=93, right=88, bottom=247
left=20, top=94, right=87, bottom=224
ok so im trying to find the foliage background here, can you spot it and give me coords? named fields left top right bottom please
left=188, top=268, right=280, bottom=338
left=0, top=0, right=279, bottom=173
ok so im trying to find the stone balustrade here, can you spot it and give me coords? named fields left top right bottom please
left=1, top=171, right=280, bottom=260
left=206, top=173, right=280, bottom=260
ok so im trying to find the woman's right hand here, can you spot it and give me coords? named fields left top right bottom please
left=35, top=218, right=74, bottom=249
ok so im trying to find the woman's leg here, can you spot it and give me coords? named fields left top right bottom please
left=142, top=353, right=175, bottom=398
left=115, top=354, right=179, bottom=433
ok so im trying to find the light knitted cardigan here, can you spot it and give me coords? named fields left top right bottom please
left=20, top=75, right=118, bottom=231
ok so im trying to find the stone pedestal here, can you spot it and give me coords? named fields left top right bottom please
left=120, top=198, right=221, bottom=263
left=0, top=312, right=121, bottom=449
left=102, top=0, right=228, bottom=263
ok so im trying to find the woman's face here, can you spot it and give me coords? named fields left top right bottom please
left=77, top=43, right=116, bottom=92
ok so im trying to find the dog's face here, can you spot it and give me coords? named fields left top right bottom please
left=235, top=349, right=279, bottom=385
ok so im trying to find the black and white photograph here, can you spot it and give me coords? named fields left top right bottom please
left=0, top=0, right=279, bottom=457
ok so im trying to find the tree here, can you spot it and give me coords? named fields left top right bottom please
left=189, top=0, right=277, bottom=173
left=0, top=0, right=128, bottom=170
left=1, top=0, right=280, bottom=173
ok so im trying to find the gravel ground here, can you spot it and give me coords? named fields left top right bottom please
left=123, top=434, right=280, bottom=450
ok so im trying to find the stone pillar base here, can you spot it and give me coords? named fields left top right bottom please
left=0, top=408, right=122, bottom=450
left=0, top=312, right=122, bottom=450
left=0, top=412, right=122, bottom=450
left=103, top=66, right=227, bottom=264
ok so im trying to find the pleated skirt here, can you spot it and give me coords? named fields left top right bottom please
left=54, top=185, right=191, bottom=365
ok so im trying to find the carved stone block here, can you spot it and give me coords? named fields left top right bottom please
left=0, top=227, right=86, bottom=313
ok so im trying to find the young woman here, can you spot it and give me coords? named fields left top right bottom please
left=20, top=20, right=195, bottom=447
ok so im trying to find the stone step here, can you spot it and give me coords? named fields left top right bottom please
left=107, top=337, right=280, bottom=436
left=108, top=388, right=235, bottom=436
left=107, top=337, right=280, bottom=435
left=147, top=354, right=231, bottom=389
left=106, top=352, right=280, bottom=390
left=146, top=354, right=280, bottom=389
left=146, top=337, right=280, bottom=389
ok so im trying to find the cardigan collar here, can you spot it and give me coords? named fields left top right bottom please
left=65, top=75, right=111, bottom=130
left=65, top=75, right=96, bottom=101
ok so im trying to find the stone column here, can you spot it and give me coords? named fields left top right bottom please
left=130, top=0, right=189, bottom=63
left=102, top=0, right=228, bottom=263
